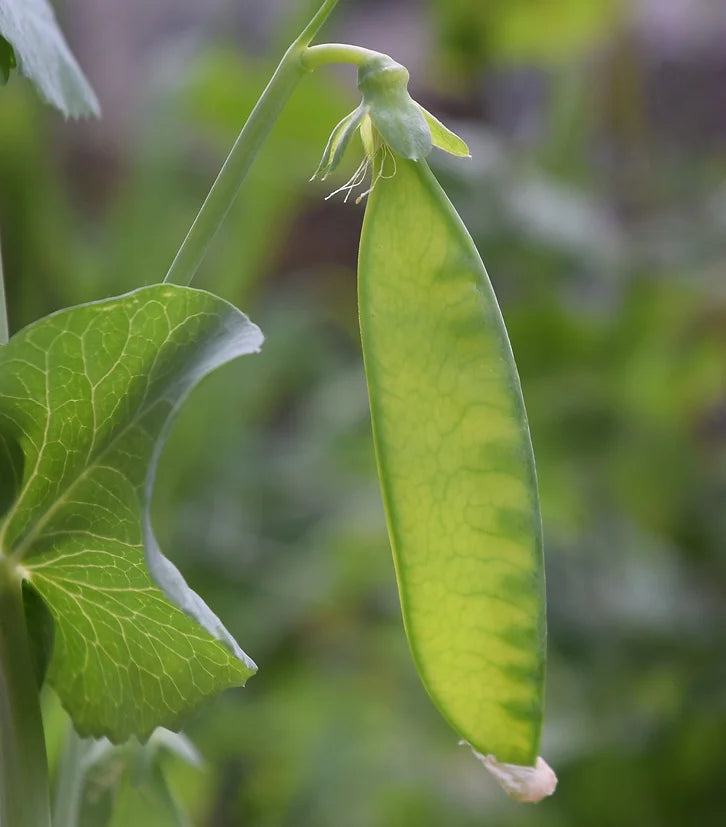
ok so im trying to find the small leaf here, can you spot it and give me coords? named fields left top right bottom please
left=0, top=0, right=99, bottom=117
left=0, top=285, right=262, bottom=741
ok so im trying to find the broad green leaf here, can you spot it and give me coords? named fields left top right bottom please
left=358, top=158, right=546, bottom=766
left=0, top=0, right=99, bottom=117
left=0, top=285, right=261, bottom=741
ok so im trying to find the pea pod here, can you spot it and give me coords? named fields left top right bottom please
left=358, top=157, right=546, bottom=766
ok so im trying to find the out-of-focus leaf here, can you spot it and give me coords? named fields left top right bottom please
left=77, top=727, right=200, bottom=827
left=431, top=0, right=621, bottom=78
left=108, top=764, right=188, bottom=827
left=0, top=0, right=99, bottom=116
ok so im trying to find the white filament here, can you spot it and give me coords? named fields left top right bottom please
left=324, top=144, right=397, bottom=204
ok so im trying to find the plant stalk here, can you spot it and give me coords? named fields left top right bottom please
left=0, top=561, right=51, bottom=827
left=301, top=42, right=383, bottom=70
left=52, top=723, right=88, bottom=827
left=164, top=0, right=342, bottom=286
left=0, top=231, right=8, bottom=345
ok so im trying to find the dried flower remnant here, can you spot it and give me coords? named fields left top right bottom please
left=465, top=744, right=558, bottom=803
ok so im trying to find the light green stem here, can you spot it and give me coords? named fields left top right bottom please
left=0, top=561, right=51, bottom=827
left=301, top=42, right=383, bottom=70
left=52, top=723, right=88, bottom=827
left=0, top=232, right=8, bottom=345
left=164, top=0, right=342, bottom=286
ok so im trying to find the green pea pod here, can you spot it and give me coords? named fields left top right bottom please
left=358, top=157, right=546, bottom=767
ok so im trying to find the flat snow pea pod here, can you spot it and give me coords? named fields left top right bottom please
left=358, top=157, right=546, bottom=766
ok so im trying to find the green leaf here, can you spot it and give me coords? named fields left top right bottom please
left=0, top=0, right=99, bottom=117
left=358, top=158, right=546, bottom=766
left=0, top=285, right=262, bottom=741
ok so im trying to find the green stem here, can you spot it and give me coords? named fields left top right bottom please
left=301, top=43, right=383, bottom=70
left=164, top=0, right=342, bottom=286
left=52, top=723, right=88, bottom=827
left=296, top=0, right=342, bottom=45
left=0, top=231, right=9, bottom=345
left=0, top=560, right=51, bottom=827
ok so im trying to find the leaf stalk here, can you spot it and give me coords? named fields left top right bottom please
left=301, top=43, right=383, bottom=70
left=164, top=0, right=342, bottom=286
left=0, top=560, right=51, bottom=827
left=52, top=723, right=89, bottom=827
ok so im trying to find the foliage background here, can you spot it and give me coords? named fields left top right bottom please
left=2, top=0, right=725, bottom=824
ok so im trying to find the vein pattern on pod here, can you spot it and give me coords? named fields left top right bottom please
left=358, top=157, right=546, bottom=765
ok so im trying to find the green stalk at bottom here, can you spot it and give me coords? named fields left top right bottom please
left=0, top=561, right=51, bottom=827
left=52, top=724, right=88, bottom=827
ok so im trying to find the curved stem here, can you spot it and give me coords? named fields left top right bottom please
left=301, top=43, right=384, bottom=70
left=164, top=0, right=341, bottom=286
left=0, top=561, right=51, bottom=827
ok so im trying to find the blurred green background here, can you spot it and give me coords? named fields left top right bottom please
left=2, top=0, right=726, bottom=824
